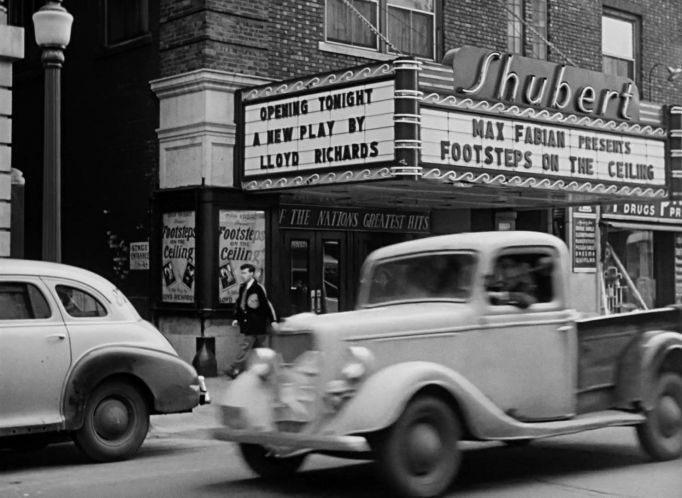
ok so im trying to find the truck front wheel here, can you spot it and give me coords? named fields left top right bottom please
left=636, top=373, right=682, bottom=461
left=372, top=395, right=461, bottom=498
left=239, top=443, right=306, bottom=478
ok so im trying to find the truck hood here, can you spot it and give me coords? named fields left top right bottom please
left=279, top=302, right=478, bottom=341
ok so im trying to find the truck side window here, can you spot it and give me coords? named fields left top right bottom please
left=486, top=253, right=554, bottom=307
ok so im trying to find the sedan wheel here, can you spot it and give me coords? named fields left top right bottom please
left=73, top=381, right=150, bottom=462
left=373, top=395, right=461, bottom=498
left=636, top=373, right=682, bottom=461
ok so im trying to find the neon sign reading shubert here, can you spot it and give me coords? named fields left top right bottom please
left=443, top=46, right=641, bottom=122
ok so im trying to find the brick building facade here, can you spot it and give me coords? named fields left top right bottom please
left=0, top=1, right=22, bottom=257
left=9, top=0, right=682, bottom=370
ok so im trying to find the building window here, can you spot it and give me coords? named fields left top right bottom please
left=325, top=0, right=438, bottom=60
left=506, top=0, right=547, bottom=59
left=602, top=10, right=638, bottom=81
left=327, top=0, right=379, bottom=50
left=506, top=0, right=524, bottom=54
left=104, top=0, right=149, bottom=47
left=528, top=0, right=547, bottom=59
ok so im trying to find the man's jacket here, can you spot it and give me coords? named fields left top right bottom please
left=235, top=281, right=277, bottom=335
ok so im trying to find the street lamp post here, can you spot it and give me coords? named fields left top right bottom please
left=32, top=0, right=72, bottom=262
left=647, top=63, right=682, bottom=101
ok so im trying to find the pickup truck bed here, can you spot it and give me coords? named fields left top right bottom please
left=576, top=306, right=682, bottom=413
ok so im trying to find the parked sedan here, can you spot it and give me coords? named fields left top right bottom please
left=0, top=258, right=209, bottom=462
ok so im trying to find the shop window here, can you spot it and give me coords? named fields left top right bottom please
left=0, top=282, right=51, bottom=320
left=602, top=9, right=639, bottom=83
left=324, top=0, right=439, bottom=60
left=56, top=285, right=107, bottom=318
left=104, top=0, right=149, bottom=47
left=604, top=229, right=654, bottom=313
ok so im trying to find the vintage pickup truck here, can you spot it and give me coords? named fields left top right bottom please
left=215, top=231, right=682, bottom=498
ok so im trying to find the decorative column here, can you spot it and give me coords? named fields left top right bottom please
left=392, top=57, right=422, bottom=177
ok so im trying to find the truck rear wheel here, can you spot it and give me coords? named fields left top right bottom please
left=373, top=395, right=461, bottom=498
left=636, top=373, right=682, bottom=461
left=239, top=443, right=306, bottom=478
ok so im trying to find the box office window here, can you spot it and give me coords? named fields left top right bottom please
left=602, top=10, right=639, bottom=83
left=104, top=0, right=149, bottom=47
left=325, top=0, right=438, bottom=60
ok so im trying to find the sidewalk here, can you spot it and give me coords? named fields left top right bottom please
left=148, top=376, right=232, bottom=440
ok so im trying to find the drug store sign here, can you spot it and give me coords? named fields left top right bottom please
left=243, top=80, right=395, bottom=177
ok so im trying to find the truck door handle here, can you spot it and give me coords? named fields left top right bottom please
left=47, top=333, right=66, bottom=340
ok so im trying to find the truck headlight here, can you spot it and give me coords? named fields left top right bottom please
left=247, top=348, right=277, bottom=380
left=340, top=346, right=374, bottom=382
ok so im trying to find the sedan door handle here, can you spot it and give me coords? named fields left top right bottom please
left=47, top=333, right=66, bottom=340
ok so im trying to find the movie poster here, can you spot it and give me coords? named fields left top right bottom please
left=218, top=210, right=266, bottom=304
left=161, top=211, right=196, bottom=303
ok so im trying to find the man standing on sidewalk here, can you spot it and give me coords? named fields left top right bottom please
left=227, top=263, right=278, bottom=378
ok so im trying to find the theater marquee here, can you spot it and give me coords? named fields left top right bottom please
left=421, top=107, right=666, bottom=188
left=243, top=79, right=395, bottom=177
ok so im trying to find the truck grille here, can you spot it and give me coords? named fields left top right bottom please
left=271, top=331, right=314, bottom=364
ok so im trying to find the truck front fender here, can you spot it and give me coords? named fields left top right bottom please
left=63, top=346, right=201, bottom=430
left=321, top=361, right=522, bottom=440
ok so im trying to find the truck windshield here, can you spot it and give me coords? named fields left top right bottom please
left=364, top=252, right=476, bottom=306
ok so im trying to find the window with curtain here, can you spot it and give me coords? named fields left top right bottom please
left=387, top=0, right=434, bottom=59
left=327, top=0, right=379, bottom=49
left=104, top=0, right=149, bottom=47
left=506, top=0, right=524, bottom=54
left=602, top=10, right=638, bottom=81
left=325, top=0, right=438, bottom=60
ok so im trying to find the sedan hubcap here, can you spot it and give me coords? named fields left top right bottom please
left=406, top=422, right=442, bottom=475
left=658, top=395, right=682, bottom=438
left=94, top=398, right=130, bottom=440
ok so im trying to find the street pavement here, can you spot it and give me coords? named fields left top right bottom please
left=0, top=376, right=680, bottom=498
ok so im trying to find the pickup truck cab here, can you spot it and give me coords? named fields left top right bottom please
left=216, top=231, right=682, bottom=498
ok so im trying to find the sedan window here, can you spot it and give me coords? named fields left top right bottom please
left=0, top=282, right=51, bottom=320
left=56, top=285, right=107, bottom=318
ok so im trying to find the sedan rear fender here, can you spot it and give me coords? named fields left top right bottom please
left=322, top=361, right=512, bottom=439
left=63, top=346, right=201, bottom=430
